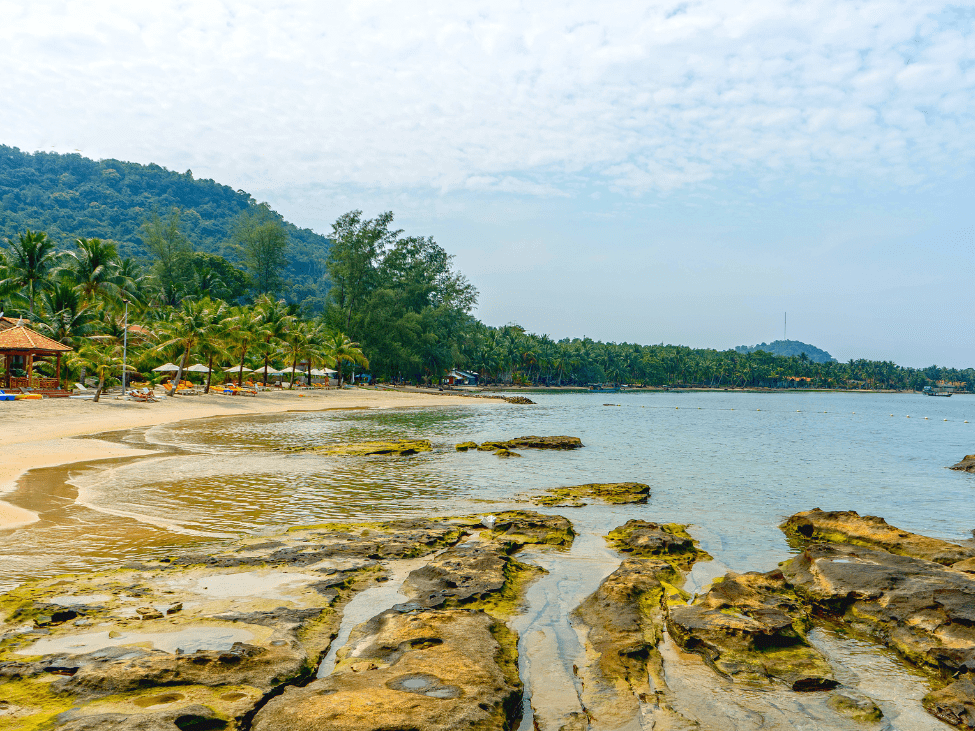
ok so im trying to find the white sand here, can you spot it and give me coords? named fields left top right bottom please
left=0, top=388, right=492, bottom=529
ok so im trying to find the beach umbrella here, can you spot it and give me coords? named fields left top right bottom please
left=152, top=363, right=180, bottom=372
left=186, top=364, right=210, bottom=373
left=223, top=365, right=254, bottom=373
left=278, top=366, right=304, bottom=374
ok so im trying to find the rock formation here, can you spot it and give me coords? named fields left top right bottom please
left=532, top=482, right=650, bottom=507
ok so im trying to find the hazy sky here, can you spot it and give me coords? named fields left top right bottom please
left=2, top=1, right=973, bottom=366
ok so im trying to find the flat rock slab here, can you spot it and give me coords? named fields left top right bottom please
left=533, top=482, right=649, bottom=507
left=782, top=508, right=975, bottom=565
left=404, top=542, right=512, bottom=608
left=924, top=675, right=975, bottom=729
left=488, top=511, right=575, bottom=547
left=606, top=520, right=711, bottom=568
left=252, top=607, right=521, bottom=731
left=667, top=570, right=836, bottom=691
left=573, top=558, right=693, bottom=729
left=312, top=439, right=433, bottom=456
left=463, top=436, right=584, bottom=451
left=781, top=542, right=975, bottom=675
left=0, top=519, right=466, bottom=729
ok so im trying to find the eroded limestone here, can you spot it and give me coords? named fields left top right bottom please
left=251, top=607, right=522, bottom=731
left=781, top=508, right=975, bottom=565
left=533, top=482, right=650, bottom=508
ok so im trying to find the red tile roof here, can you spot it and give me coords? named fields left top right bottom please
left=0, top=326, right=73, bottom=352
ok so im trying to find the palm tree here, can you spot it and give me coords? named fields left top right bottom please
left=254, top=295, right=296, bottom=386
left=76, top=341, right=128, bottom=402
left=64, top=238, right=124, bottom=304
left=224, top=305, right=265, bottom=386
left=0, top=230, right=62, bottom=315
left=323, top=332, right=368, bottom=387
left=155, top=299, right=221, bottom=395
left=38, top=282, right=100, bottom=355
left=283, top=321, right=328, bottom=388
left=194, top=299, right=230, bottom=393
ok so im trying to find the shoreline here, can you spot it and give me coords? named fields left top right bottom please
left=0, top=388, right=491, bottom=530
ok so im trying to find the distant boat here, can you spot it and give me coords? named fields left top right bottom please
left=923, top=385, right=953, bottom=397
left=588, top=384, right=622, bottom=393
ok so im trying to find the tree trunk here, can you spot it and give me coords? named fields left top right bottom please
left=172, top=346, right=190, bottom=396
left=205, top=353, right=214, bottom=394
left=306, top=361, right=312, bottom=386
left=237, top=341, right=248, bottom=388
left=263, top=353, right=270, bottom=387
left=290, top=355, right=298, bottom=389
left=93, top=371, right=105, bottom=402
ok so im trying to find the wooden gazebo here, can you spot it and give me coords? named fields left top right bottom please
left=0, top=320, right=73, bottom=396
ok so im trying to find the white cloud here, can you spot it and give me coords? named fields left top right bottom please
left=0, top=0, right=972, bottom=199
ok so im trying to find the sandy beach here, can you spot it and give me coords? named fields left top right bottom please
left=0, top=387, right=491, bottom=530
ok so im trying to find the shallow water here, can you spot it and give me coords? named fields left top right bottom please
left=0, top=391, right=971, bottom=727
left=2, top=391, right=972, bottom=585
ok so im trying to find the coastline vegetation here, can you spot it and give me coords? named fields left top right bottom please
left=0, top=145, right=970, bottom=392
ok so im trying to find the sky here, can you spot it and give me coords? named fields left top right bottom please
left=1, top=1, right=973, bottom=367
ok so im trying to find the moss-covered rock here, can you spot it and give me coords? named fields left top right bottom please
left=828, top=691, right=884, bottom=723
left=924, top=676, right=975, bottom=729
left=251, top=608, right=522, bottom=731
left=572, top=559, right=694, bottom=728
left=0, top=519, right=469, bottom=730
left=455, top=441, right=478, bottom=451
left=781, top=508, right=975, bottom=565
left=533, top=482, right=649, bottom=507
left=488, top=511, right=574, bottom=547
left=667, top=570, right=836, bottom=691
left=312, top=440, right=433, bottom=456
left=606, top=520, right=711, bottom=568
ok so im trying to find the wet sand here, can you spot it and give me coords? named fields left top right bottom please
left=0, top=387, right=491, bottom=529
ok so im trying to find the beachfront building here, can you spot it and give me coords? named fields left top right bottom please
left=0, top=318, right=73, bottom=396
left=444, top=369, right=478, bottom=386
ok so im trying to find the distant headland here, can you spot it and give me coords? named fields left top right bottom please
left=734, top=340, right=837, bottom=364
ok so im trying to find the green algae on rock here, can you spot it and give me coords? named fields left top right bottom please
left=606, top=520, right=711, bottom=568
left=667, top=570, right=837, bottom=691
left=0, top=518, right=469, bottom=730
left=488, top=511, right=574, bottom=547
left=460, top=436, right=584, bottom=452
left=572, top=558, right=696, bottom=729
left=311, top=439, right=433, bottom=456
left=532, top=482, right=649, bottom=507
left=252, top=607, right=522, bottom=731
left=781, top=508, right=975, bottom=566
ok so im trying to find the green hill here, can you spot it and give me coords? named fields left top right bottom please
left=0, top=145, right=329, bottom=306
left=734, top=339, right=836, bottom=363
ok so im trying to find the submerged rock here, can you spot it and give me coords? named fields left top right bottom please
left=251, top=608, right=521, bottom=731
left=827, top=691, right=884, bottom=723
left=493, top=448, right=521, bottom=458
left=781, top=508, right=975, bottom=565
left=606, top=520, right=711, bottom=568
left=667, top=570, right=837, bottom=691
left=950, top=455, right=975, bottom=473
left=503, top=396, right=535, bottom=404
left=533, top=482, right=650, bottom=507
left=313, top=439, right=433, bottom=456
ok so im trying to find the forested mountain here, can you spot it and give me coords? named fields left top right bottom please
left=734, top=340, right=836, bottom=363
left=0, top=145, right=329, bottom=307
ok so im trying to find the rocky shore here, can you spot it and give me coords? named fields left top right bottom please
left=3, top=506, right=975, bottom=730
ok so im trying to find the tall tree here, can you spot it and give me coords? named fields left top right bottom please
left=232, top=204, right=289, bottom=296
left=64, top=237, right=124, bottom=304
left=323, top=332, right=369, bottom=387
left=143, top=210, right=193, bottom=303
left=0, top=230, right=62, bottom=315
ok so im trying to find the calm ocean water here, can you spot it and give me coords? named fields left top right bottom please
left=3, top=390, right=974, bottom=582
